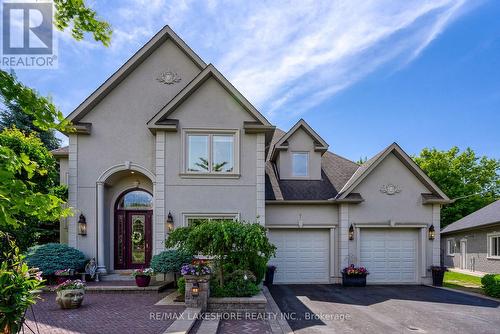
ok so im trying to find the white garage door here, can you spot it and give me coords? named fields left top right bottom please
left=360, top=229, right=418, bottom=284
left=268, top=229, right=330, bottom=283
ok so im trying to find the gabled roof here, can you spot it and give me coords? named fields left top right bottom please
left=65, top=25, right=206, bottom=124
left=147, top=64, right=272, bottom=130
left=336, top=143, right=450, bottom=202
left=442, top=200, right=500, bottom=234
left=270, top=119, right=329, bottom=161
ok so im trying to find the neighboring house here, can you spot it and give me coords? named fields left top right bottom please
left=52, top=26, right=451, bottom=285
left=441, top=200, right=500, bottom=274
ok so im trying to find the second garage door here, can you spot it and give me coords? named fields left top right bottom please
left=268, top=229, right=330, bottom=283
left=360, top=229, right=418, bottom=284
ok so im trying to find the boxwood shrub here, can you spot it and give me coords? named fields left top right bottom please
left=25, top=243, right=86, bottom=276
left=481, top=274, right=500, bottom=298
left=150, top=249, right=193, bottom=274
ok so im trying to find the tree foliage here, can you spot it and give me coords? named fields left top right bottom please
left=1, top=100, right=61, bottom=151
left=165, top=220, right=276, bottom=287
left=54, top=0, right=112, bottom=47
left=414, top=147, right=499, bottom=227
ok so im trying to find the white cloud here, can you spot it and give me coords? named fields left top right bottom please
left=22, top=0, right=473, bottom=122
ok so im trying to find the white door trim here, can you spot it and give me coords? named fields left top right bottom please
left=460, top=239, right=467, bottom=270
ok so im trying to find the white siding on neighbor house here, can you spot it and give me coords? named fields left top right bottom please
left=268, top=229, right=330, bottom=283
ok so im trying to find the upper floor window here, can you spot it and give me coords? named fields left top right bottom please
left=186, top=132, right=236, bottom=174
left=117, top=190, right=153, bottom=210
left=292, top=152, right=309, bottom=177
left=488, top=233, right=500, bottom=258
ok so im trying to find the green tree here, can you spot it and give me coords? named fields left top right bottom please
left=0, top=128, right=66, bottom=250
left=414, top=147, right=499, bottom=228
left=1, top=98, right=61, bottom=151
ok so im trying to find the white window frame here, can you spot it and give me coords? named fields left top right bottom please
left=446, top=238, right=455, bottom=256
left=487, top=232, right=500, bottom=259
left=182, top=213, right=240, bottom=227
left=291, top=152, right=309, bottom=177
left=182, top=129, right=240, bottom=177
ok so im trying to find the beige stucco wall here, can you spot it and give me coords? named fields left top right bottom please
left=347, top=153, right=436, bottom=282
left=164, top=77, right=262, bottom=227
left=266, top=204, right=339, bottom=227
left=58, top=157, right=69, bottom=244
left=277, top=128, right=322, bottom=180
left=70, top=38, right=201, bottom=259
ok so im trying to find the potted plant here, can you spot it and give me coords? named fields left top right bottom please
left=132, top=268, right=154, bottom=287
left=54, top=279, right=86, bottom=309
left=54, top=269, right=74, bottom=285
left=342, top=264, right=369, bottom=287
left=264, top=265, right=276, bottom=286
left=430, top=266, right=448, bottom=287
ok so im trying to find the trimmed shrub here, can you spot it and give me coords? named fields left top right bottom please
left=150, top=249, right=192, bottom=274
left=481, top=274, right=500, bottom=298
left=25, top=243, right=86, bottom=276
left=248, top=256, right=267, bottom=284
left=211, top=269, right=260, bottom=297
left=177, top=276, right=185, bottom=295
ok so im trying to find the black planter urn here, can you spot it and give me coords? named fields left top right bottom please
left=264, top=266, right=276, bottom=286
left=342, top=273, right=367, bottom=287
left=431, top=267, right=447, bottom=287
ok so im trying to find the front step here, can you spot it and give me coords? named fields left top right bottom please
left=100, top=271, right=135, bottom=281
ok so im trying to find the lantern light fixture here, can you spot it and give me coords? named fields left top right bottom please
left=191, top=282, right=199, bottom=297
left=348, top=224, right=354, bottom=241
left=166, top=212, right=174, bottom=233
left=78, top=214, right=87, bottom=236
left=428, top=224, right=436, bottom=240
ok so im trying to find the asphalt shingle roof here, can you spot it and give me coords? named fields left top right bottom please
left=441, top=200, right=500, bottom=234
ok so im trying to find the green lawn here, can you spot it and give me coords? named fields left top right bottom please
left=443, top=271, right=484, bottom=295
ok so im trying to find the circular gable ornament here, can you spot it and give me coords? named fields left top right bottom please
left=380, top=184, right=401, bottom=195
left=156, top=70, right=181, bottom=85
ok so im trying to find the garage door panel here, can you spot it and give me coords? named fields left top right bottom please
left=268, top=229, right=330, bottom=283
left=360, top=229, right=418, bottom=284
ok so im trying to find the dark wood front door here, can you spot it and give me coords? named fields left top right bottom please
left=114, top=210, right=152, bottom=269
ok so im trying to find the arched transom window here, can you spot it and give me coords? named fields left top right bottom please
left=117, top=190, right=153, bottom=210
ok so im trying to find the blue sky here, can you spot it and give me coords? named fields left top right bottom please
left=12, top=0, right=500, bottom=161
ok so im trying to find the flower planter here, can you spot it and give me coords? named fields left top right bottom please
left=135, top=275, right=151, bottom=287
left=56, top=289, right=85, bottom=309
left=431, top=267, right=447, bottom=287
left=342, top=273, right=367, bottom=287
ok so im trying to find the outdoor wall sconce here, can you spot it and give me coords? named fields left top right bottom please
left=166, top=212, right=174, bottom=233
left=348, top=224, right=354, bottom=240
left=191, top=282, right=199, bottom=297
left=78, top=214, right=87, bottom=236
left=428, top=224, right=436, bottom=240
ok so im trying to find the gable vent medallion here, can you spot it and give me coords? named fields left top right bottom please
left=380, top=184, right=401, bottom=195
left=156, top=70, right=181, bottom=85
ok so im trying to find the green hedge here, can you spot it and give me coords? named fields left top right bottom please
left=481, top=274, right=500, bottom=298
left=25, top=243, right=86, bottom=276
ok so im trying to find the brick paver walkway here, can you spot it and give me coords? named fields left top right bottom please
left=218, top=319, right=272, bottom=334
left=24, top=292, right=185, bottom=334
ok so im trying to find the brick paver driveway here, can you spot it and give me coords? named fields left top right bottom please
left=24, top=292, right=184, bottom=334
left=270, top=284, right=500, bottom=334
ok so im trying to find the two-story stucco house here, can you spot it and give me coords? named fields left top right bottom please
left=54, top=26, right=451, bottom=285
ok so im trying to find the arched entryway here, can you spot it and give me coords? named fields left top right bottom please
left=114, top=189, right=153, bottom=269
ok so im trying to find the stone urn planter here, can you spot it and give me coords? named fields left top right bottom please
left=135, top=275, right=151, bottom=287
left=56, top=289, right=85, bottom=309
left=430, top=266, right=448, bottom=287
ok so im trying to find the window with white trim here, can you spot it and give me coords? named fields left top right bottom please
left=292, top=152, right=308, bottom=177
left=184, top=214, right=238, bottom=227
left=446, top=239, right=455, bottom=256
left=186, top=132, right=236, bottom=174
left=488, top=233, right=500, bottom=258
